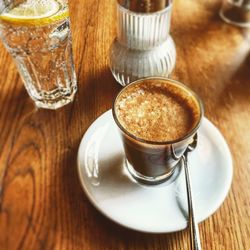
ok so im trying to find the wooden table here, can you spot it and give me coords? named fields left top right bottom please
left=0, top=0, right=249, bottom=249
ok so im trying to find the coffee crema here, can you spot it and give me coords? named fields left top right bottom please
left=115, top=79, right=200, bottom=142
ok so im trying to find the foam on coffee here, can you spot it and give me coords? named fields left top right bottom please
left=115, top=79, right=200, bottom=142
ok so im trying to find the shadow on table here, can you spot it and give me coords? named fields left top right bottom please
left=172, top=0, right=250, bottom=111
left=218, top=50, right=250, bottom=106
left=74, top=65, right=121, bottom=119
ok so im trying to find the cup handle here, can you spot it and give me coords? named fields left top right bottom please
left=171, top=134, right=198, bottom=161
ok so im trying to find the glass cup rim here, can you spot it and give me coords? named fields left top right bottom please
left=117, top=0, right=173, bottom=16
left=112, top=77, right=204, bottom=146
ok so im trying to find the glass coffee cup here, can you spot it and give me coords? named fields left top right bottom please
left=220, top=0, right=250, bottom=27
left=112, top=77, right=204, bottom=185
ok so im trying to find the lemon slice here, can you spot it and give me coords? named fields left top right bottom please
left=0, top=0, right=69, bottom=26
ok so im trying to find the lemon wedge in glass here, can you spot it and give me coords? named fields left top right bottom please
left=0, top=0, right=69, bottom=26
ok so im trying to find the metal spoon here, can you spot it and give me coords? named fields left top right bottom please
left=182, top=134, right=202, bottom=250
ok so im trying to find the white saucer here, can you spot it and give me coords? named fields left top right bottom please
left=77, top=110, right=233, bottom=233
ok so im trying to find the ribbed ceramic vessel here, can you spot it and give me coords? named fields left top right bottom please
left=110, top=0, right=176, bottom=86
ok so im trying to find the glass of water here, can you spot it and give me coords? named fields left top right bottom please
left=0, top=0, right=77, bottom=109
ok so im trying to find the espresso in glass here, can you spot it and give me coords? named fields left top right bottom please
left=113, top=77, right=203, bottom=185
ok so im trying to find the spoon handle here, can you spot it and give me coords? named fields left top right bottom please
left=183, top=154, right=202, bottom=250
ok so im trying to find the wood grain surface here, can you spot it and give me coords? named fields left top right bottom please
left=0, top=0, right=249, bottom=249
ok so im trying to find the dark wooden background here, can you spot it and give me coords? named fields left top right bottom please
left=0, top=0, right=249, bottom=249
